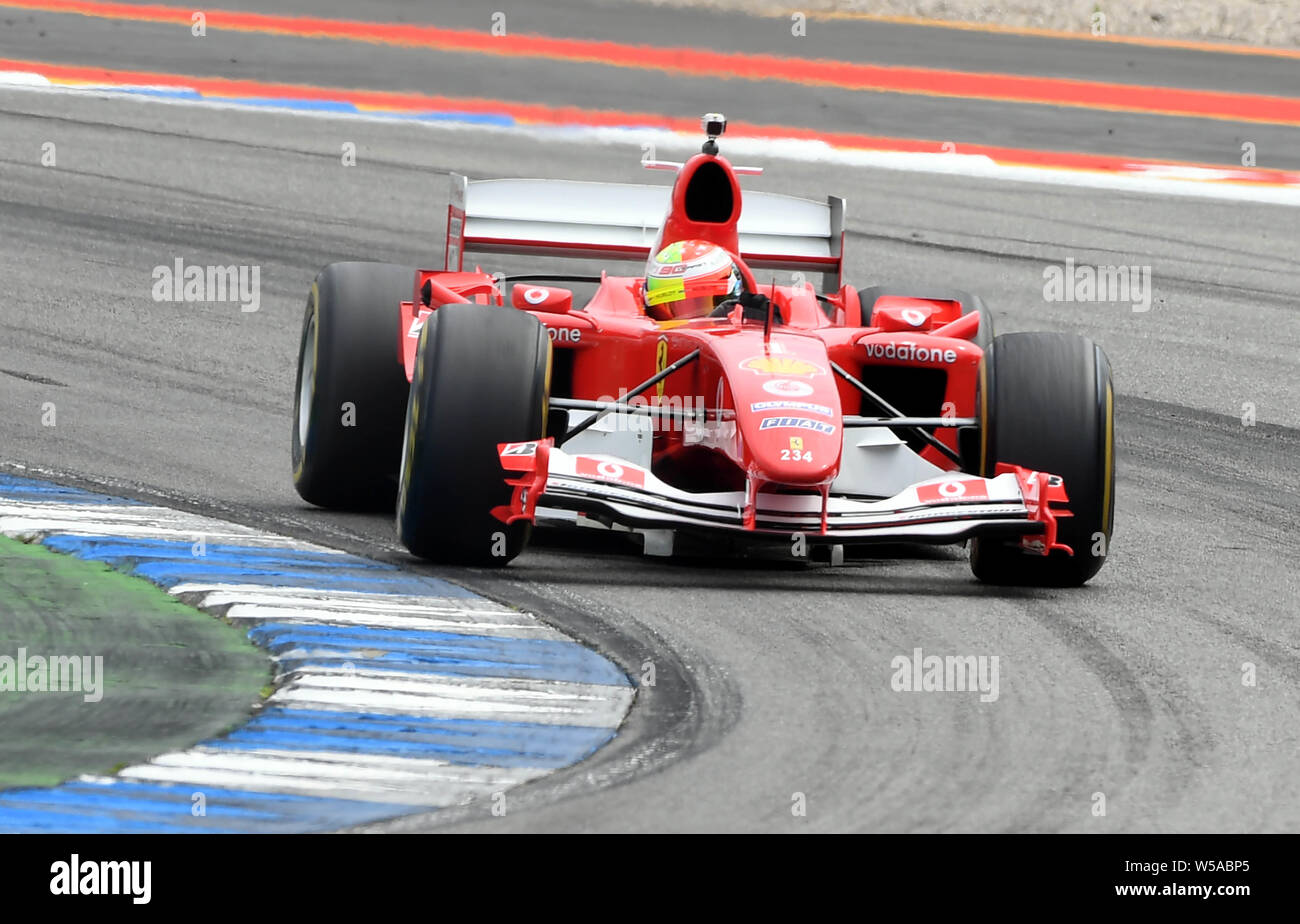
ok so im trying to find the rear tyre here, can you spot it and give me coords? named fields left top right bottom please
left=291, top=262, right=414, bottom=510
left=397, top=303, right=551, bottom=565
left=970, top=332, right=1114, bottom=587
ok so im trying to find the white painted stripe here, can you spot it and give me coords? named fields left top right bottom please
left=0, top=501, right=257, bottom=522
left=146, top=746, right=545, bottom=781
left=115, top=748, right=547, bottom=806
left=864, top=151, right=1300, bottom=207
left=284, top=665, right=627, bottom=698
left=185, top=586, right=510, bottom=613
left=75, top=771, right=474, bottom=808
left=268, top=693, right=626, bottom=728
left=101, top=769, right=456, bottom=806
left=0, top=519, right=318, bottom=546
left=230, top=605, right=567, bottom=639
left=118, top=768, right=453, bottom=805
left=78, top=84, right=200, bottom=94
left=271, top=680, right=634, bottom=727
left=0, top=71, right=51, bottom=87
left=0, top=503, right=341, bottom=550
left=114, top=765, right=540, bottom=807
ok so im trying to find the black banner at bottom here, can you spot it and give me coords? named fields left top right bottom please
left=0, top=833, right=1283, bottom=911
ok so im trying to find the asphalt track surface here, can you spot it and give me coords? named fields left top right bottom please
left=0, top=2, right=1298, bottom=831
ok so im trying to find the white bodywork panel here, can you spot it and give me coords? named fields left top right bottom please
left=831, top=426, right=948, bottom=498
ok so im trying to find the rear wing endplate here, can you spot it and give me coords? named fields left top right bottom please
left=445, top=174, right=845, bottom=290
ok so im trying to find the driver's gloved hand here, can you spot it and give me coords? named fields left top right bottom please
left=708, top=297, right=739, bottom=318
left=739, top=290, right=773, bottom=323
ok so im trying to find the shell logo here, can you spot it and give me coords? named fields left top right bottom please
left=741, top=356, right=824, bottom=377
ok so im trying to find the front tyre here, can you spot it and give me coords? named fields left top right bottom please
left=970, top=332, right=1114, bottom=587
left=397, top=303, right=551, bottom=565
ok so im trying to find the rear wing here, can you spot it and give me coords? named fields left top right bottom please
left=444, top=174, right=845, bottom=290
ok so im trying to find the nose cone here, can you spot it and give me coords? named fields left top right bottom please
left=751, top=416, right=841, bottom=485
left=726, top=339, right=843, bottom=487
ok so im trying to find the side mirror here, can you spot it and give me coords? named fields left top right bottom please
left=511, top=284, right=573, bottom=314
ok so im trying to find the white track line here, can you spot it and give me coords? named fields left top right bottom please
left=271, top=670, right=634, bottom=727
left=224, top=604, right=568, bottom=639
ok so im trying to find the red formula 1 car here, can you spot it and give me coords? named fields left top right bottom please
left=292, top=114, right=1114, bottom=586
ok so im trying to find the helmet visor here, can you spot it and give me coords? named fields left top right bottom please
left=647, top=293, right=730, bottom=321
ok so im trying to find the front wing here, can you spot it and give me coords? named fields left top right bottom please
left=492, top=439, right=1073, bottom=553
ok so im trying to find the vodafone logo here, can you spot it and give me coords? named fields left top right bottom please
left=916, top=479, right=990, bottom=504
left=902, top=308, right=928, bottom=327
left=863, top=341, right=958, bottom=364
left=762, top=379, right=814, bottom=397
left=524, top=287, right=549, bottom=305
left=546, top=326, right=581, bottom=343
left=575, top=456, right=646, bottom=488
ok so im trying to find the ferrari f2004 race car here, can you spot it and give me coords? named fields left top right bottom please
left=292, top=115, right=1114, bottom=586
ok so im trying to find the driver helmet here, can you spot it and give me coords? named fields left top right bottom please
left=643, top=239, right=743, bottom=321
